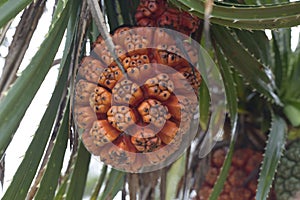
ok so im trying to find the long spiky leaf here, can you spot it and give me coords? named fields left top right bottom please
left=65, top=142, right=91, bottom=200
left=34, top=104, right=70, bottom=199
left=256, top=114, right=287, bottom=200
left=100, top=169, right=125, bottom=200
left=0, top=0, right=70, bottom=159
left=2, top=15, right=72, bottom=199
left=211, top=25, right=282, bottom=105
left=91, top=165, right=108, bottom=200
left=0, top=0, right=46, bottom=95
left=170, top=0, right=300, bottom=29
left=104, top=0, right=120, bottom=31
left=0, top=0, right=32, bottom=28
left=209, top=45, right=238, bottom=200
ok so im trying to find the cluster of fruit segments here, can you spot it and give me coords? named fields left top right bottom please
left=196, top=148, right=276, bottom=200
left=135, top=0, right=200, bottom=36
left=73, top=27, right=201, bottom=172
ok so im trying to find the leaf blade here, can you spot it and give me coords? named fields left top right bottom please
left=209, top=46, right=238, bottom=200
left=0, top=0, right=32, bottom=28
left=211, top=25, right=281, bottom=105
left=34, top=104, right=69, bottom=199
left=90, top=165, right=108, bottom=200
left=0, top=0, right=70, bottom=159
left=65, top=143, right=91, bottom=200
left=256, top=115, right=287, bottom=200
left=166, top=155, right=186, bottom=200
left=1, top=33, right=71, bottom=200
left=100, top=169, right=125, bottom=200
left=170, top=0, right=300, bottom=29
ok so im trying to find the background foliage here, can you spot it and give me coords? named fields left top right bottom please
left=0, top=0, right=300, bottom=199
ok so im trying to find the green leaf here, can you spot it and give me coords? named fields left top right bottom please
left=245, top=0, right=289, bottom=5
left=100, top=169, right=125, bottom=200
left=64, top=143, right=91, bottom=200
left=166, top=155, right=186, bottom=200
left=197, top=45, right=227, bottom=157
left=271, top=29, right=300, bottom=124
left=0, top=0, right=70, bottom=159
left=34, top=0, right=80, bottom=195
left=234, top=29, right=271, bottom=67
left=284, top=104, right=300, bottom=127
left=91, top=165, right=108, bottom=200
left=289, top=72, right=300, bottom=100
left=272, top=29, right=291, bottom=93
left=118, top=0, right=137, bottom=25
left=34, top=104, right=69, bottom=199
left=272, top=31, right=284, bottom=89
left=256, top=115, right=287, bottom=200
left=243, top=0, right=289, bottom=6
left=0, top=0, right=32, bottom=28
left=215, top=45, right=238, bottom=131
left=54, top=173, right=71, bottom=200
left=199, top=81, right=210, bottom=130
left=284, top=38, right=300, bottom=99
left=212, top=25, right=281, bottom=105
left=209, top=47, right=238, bottom=200
left=51, top=0, right=69, bottom=26
left=170, top=0, right=300, bottom=29
left=209, top=141, right=235, bottom=200
left=104, top=0, right=120, bottom=31
left=2, top=28, right=72, bottom=200
left=0, top=0, right=8, bottom=7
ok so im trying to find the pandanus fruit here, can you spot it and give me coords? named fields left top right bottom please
left=135, top=0, right=200, bottom=36
left=74, top=27, right=201, bottom=172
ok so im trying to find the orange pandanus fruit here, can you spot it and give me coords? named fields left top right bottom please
left=135, top=0, right=200, bottom=36
left=195, top=148, right=277, bottom=200
left=74, top=27, right=201, bottom=172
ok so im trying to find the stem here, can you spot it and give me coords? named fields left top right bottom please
left=87, top=0, right=126, bottom=75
